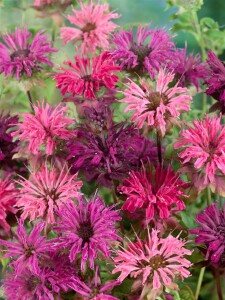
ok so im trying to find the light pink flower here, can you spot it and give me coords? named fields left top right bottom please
left=0, top=176, right=17, bottom=231
left=174, top=114, right=225, bottom=193
left=121, top=69, right=192, bottom=136
left=13, top=102, right=74, bottom=155
left=60, top=1, right=120, bottom=55
left=16, top=165, right=82, bottom=224
left=113, top=229, right=192, bottom=299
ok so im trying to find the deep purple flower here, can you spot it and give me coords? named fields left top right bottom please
left=53, top=195, right=121, bottom=271
left=205, top=51, right=225, bottom=113
left=0, top=27, right=57, bottom=80
left=170, top=48, right=209, bottom=89
left=0, top=113, right=19, bottom=170
left=190, top=202, right=225, bottom=265
left=0, top=219, right=50, bottom=272
left=111, top=25, right=174, bottom=77
left=66, top=123, right=157, bottom=187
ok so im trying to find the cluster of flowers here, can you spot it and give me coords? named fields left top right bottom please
left=1, top=0, right=225, bottom=299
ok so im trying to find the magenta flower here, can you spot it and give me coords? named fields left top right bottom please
left=4, top=266, right=69, bottom=300
left=205, top=51, right=225, bottom=114
left=16, top=165, right=82, bottom=224
left=0, top=27, right=57, bottom=80
left=0, top=219, right=49, bottom=273
left=0, top=176, right=17, bottom=232
left=118, top=164, right=187, bottom=220
left=170, top=48, right=209, bottom=89
left=174, top=115, right=225, bottom=194
left=111, top=25, right=174, bottom=78
left=13, top=102, right=74, bottom=155
left=190, top=202, right=225, bottom=265
left=66, top=123, right=157, bottom=187
left=121, top=69, right=192, bottom=136
left=53, top=196, right=121, bottom=271
left=112, top=229, right=192, bottom=298
left=54, top=52, right=120, bottom=100
left=60, top=1, right=119, bottom=55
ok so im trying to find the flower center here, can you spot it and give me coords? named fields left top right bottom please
left=82, top=23, right=96, bottom=33
left=217, top=225, right=225, bottom=237
left=147, top=92, right=169, bottom=110
left=10, top=49, right=30, bottom=61
left=24, top=245, right=35, bottom=257
left=27, top=275, right=41, bottom=291
left=77, top=220, right=94, bottom=244
left=130, top=44, right=151, bottom=63
left=149, top=254, right=166, bottom=270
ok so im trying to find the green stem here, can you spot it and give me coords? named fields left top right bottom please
left=26, top=91, right=34, bottom=112
left=206, top=186, right=211, bottom=206
left=195, top=267, right=206, bottom=300
left=215, top=270, right=224, bottom=300
left=156, top=131, right=162, bottom=165
left=203, top=93, right=208, bottom=114
left=191, top=11, right=207, bottom=60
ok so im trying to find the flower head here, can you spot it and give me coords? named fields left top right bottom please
left=66, top=123, right=157, bottom=187
left=190, top=202, right=225, bottom=265
left=119, top=164, right=187, bottom=220
left=0, top=27, right=57, bottom=80
left=16, top=165, right=82, bottom=224
left=111, top=25, right=174, bottom=77
left=170, top=48, right=209, bottom=89
left=13, top=102, right=74, bottom=155
left=122, top=69, right=192, bottom=136
left=0, top=176, right=17, bottom=232
left=205, top=51, right=225, bottom=114
left=60, top=1, right=119, bottom=55
left=53, top=196, right=121, bottom=271
left=112, top=230, right=192, bottom=298
left=0, top=113, right=19, bottom=170
left=0, top=219, right=49, bottom=273
left=55, top=52, right=120, bottom=100
left=174, top=115, right=225, bottom=191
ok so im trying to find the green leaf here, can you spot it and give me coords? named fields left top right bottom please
left=179, top=284, right=195, bottom=300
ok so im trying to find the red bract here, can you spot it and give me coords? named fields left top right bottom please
left=118, top=164, right=187, bottom=220
left=55, top=52, right=120, bottom=100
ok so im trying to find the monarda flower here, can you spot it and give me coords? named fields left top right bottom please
left=60, top=1, right=119, bottom=55
left=121, top=69, right=192, bottom=136
left=190, top=202, right=225, bottom=265
left=112, top=229, right=192, bottom=299
left=54, top=52, right=120, bottom=100
left=0, top=27, right=57, bottom=80
left=170, top=48, right=209, bottom=89
left=174, top=115, right=225, bottom=194
left=0, top=219, right=49, bottom=273
left=118, top=164, right=187, bottom=220
left=53, top=196, right=121, bottom=271
left=13, top=102, right=74, bottom=155
left=205, top=51, right=225, bottom=114
left=16, top=165, right=82, bottom=224
left=111, top=25, right=174, bottom=78
left=0, top=113, right=19, bottom=171
left=66, top=123, right=157, bottom=187
left=0, top=176, right=17, bottom=232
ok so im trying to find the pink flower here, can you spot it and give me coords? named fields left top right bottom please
left=118, top=164, right=187, bottom=220
left=60, top=1, right=119, bottom=55
left=112, top=229, right=192, bottom=298
left=174, top=115, right=225, bottom=191
left=121, top=69, right=192, bottom=136
left=16, top=165, right=82, bottom=224
left=13, top=102, right=74, bottom=155
left=0, top=176, right=17, bottom=231
left=55, top=52, right=120, bottom=100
